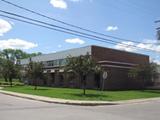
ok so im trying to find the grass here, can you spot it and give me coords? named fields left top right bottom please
left=2, top=85, right=160, bottom=101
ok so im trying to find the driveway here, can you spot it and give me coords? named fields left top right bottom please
left=0, top=93, right=159, bottom=120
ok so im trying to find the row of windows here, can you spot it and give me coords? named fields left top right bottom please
left=45, top=59, right=66, bottom=67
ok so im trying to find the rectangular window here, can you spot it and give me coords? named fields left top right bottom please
left=59, top=59, right=66, bottom=66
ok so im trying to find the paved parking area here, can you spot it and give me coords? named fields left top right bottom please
left=0, top=93, right=160, bottom=120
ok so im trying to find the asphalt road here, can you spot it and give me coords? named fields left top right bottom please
left=0, top=93, right=160, bottom=120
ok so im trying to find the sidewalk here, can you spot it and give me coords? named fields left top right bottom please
left=0, top=90, right=160, bottom=106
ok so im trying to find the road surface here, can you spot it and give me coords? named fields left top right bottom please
left=0, top=93, right=159, bottom=120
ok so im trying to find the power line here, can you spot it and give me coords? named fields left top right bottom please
left=0, top=13, right=121, bottom=46
left=0, top=0, right=149, bottom=45
left=0, top=9, right=155, bottom=52
left=1, top=9, right=150, bottom=50
left=0, top=12, right=158, bottom=53
left=0, top=9, right=129, bottom=46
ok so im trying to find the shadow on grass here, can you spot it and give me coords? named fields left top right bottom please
left=140, top=90, right=160, bottom=94
left=67, top=93, right=108, bottom=98
left=35, top=88, right=49, bottom=91
left=22, top=87, right=50, bottom=91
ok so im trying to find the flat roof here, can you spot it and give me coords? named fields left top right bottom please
left=20, top=46, right=92, bottom=64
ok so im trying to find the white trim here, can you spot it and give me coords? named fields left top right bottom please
left=101, top=64, right=134, bottom=69
left=43, top=70, right=47, bottom=73
left=98, top=60, right=137, bottom=66
left=51, top=69, right=55, bottom=73
left=59, top=69, right=64, bottom=72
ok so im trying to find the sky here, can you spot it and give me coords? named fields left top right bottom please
left=0, top=0, right=160, bottom=63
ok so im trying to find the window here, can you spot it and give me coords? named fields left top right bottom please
left=46, top=60, right=54, bottom=66
left=46, top=59, right=66, bottom=67
left=59, top=59, right=66, bottom=66
left=54, top=60, right=59, bottom=66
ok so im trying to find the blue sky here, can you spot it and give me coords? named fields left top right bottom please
left=0, top=0, right=160, bottom=63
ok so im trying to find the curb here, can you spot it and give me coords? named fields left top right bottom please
left=0, top=90, right=116, bottom=106
left=0, top=90, right=160, bottom=106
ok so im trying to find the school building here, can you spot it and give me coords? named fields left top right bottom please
left=20, top=45, right=149, bottom=90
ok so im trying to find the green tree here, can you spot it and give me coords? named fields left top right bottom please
left=0, top=58, right=8, bottom=82
left=0, top=49, right=22, bottom=82
left=0, top=49, right=42, bottom=62
left=0, top=59, right=16, bottom=86
left=64, top=53, right=102, bottom=95
left=0, top=49, right=42, bottom=83
left=26, top=61, right=44, bottom=90
left=128, top=62, right=159, bottom=88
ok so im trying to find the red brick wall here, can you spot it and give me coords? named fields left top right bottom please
left=91, top=45, right=149, bottom=65
left=91, top=45, right=149, bottom=90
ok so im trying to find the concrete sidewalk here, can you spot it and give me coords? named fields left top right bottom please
left=0, top=90, right=160, bottom=106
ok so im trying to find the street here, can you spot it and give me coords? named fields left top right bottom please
left=0, top=93, right=159, bottom=120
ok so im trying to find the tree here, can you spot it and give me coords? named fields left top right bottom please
left=0, top=49, right=42, bottom=84
left=7, top=60, right=16, bottom=86
left=64, top=53, right=102, bottom=95
left=0, top=59, right=16, bottom=86
left=0, top=49, right=42, bottom=63
left=128, top=62, right=159, bottom=88
left=0, top=58, right=8, bottom=82
left=26, top=61, right=44, bottom=90
left=0, top=49, right=22, bottom=83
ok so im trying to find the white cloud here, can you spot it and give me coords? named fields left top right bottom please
left=138, top=39, right=160, bottom=52
left=9, top=21, right=15, bottom=26
left=115, top=39, right=160, bottom=52
left=0, top=39, right=38, bottom=50
left=106, top=26, right=118, bottom=31
left=0, top=19, right=12, bottom=36
left=153, top=59, right=160, bottom=65
left=65, top=38, right=85, bottom=44
left=150, top=57, right=160, bottom=65
left=50, top=0, right=90, bottom=9
left=50, top=0, right=67, bottom=9
left=115, top=41, right=136, bottom=52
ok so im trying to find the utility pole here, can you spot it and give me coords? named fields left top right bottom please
left=155, top=20, right=160, bottom=40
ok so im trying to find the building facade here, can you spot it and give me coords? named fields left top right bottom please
left=20, top=45, right=149, bottom=90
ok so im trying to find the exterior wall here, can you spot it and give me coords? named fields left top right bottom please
left=91, top=45, right=149, bottom=90
left=91, top=45, right=149, bottom=65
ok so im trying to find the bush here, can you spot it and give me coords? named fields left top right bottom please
left=0, top=81, right=24, bottom=86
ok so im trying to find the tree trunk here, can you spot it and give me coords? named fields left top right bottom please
left=4, top=76, right=8, bottom=82
left=34, top=85, right=37, bottom=90
left=18, top=77, right=21, bottom=82
left=34, top=78, right=38, bottom=90
left=82, top=75, right=86, bottom=95
left=9, top=77, right=12, bottom=87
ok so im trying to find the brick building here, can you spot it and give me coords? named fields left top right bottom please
left=20, top=45, right=149, bottom=90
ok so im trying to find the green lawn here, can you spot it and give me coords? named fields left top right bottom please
left=2, top=86, right=160, bottom=101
